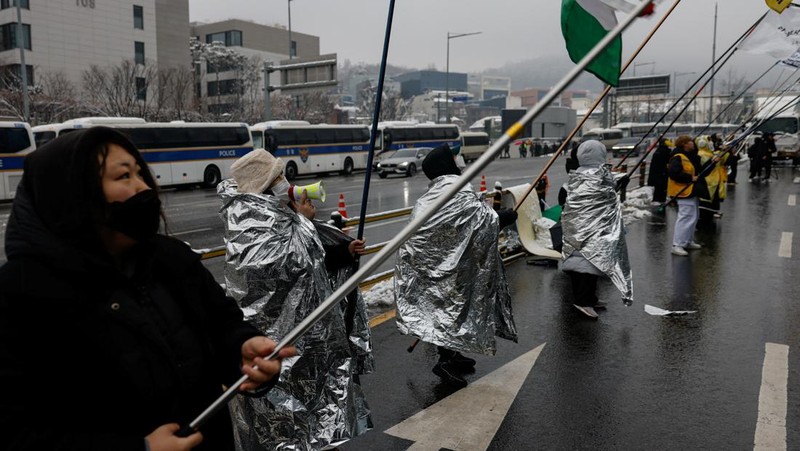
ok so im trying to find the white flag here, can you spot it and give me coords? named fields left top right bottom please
left=739, top=8, right=800, bottom=59
left=781, top=47, right=800, bottom=68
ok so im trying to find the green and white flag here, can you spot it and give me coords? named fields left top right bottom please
left=561, top=0, right=625, bottom=86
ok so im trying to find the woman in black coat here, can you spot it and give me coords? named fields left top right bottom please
left=0, top=127, right=293, bottom=451
left=647, top=138, right=671, bottom=203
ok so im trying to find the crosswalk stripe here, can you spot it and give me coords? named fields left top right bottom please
left=789, top=195, right=797, bottom=207
left=754, top=343, right=788, bottom=451
left=385, top=343, right=546, bottom=451
left=778, top=232, right=793, bottom=258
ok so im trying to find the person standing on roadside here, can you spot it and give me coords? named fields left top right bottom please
left=561, top=140, right=633, bottom=319
left=219, top=149, right=372, bottom=450
left=395, top=145, right=519, bottom=388
left=647, top=138, right=671, bottom=203
left=0, top=127, right=293, bottom=451
left=668, top=135, right=714, bottom=256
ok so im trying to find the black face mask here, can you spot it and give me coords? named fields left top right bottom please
left=106, top=189, right=161, bottom=241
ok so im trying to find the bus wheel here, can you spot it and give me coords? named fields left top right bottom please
left=285, top=162, right=298, bottom=181
left=203, top=165, right=221, bottom=187
left=341, top=157, right=354, bottom=176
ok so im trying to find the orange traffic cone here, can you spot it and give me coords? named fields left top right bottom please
left=479, top=175, right=487, bottom=192
left=338, top=193, right=348, bottom=218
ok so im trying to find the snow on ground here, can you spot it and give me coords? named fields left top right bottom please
left=362, top=278, right=395, bottom=311
left=622, top=186, right=655, bottom=225
left=360, top=186, right=657, bottom=310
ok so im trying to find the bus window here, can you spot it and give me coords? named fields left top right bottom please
left=0, top=126, right=34, bottom=153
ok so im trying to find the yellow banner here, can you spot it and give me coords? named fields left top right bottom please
left=766, top=0, right=791, bottom=14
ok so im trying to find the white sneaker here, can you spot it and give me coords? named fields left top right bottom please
left=686, top=242, right=702, bottom=250
left=671, top=246, right=688, bottom=256
left=573, top=305, right=599, bottom=318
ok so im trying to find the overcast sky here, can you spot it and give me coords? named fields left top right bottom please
left=190, top=0, right=780, bottom=85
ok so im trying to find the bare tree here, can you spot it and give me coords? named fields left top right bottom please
left=82, top=60, right=158, bottom=118
left=358, top=81, right=408, bottom=122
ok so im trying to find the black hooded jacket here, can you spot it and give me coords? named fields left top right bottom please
left=0, top=129, right=261, bottom=450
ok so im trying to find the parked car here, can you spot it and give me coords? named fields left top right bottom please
left=376, top=147, right=432, bottom=178
left=611, top=137, right=651, bottom=158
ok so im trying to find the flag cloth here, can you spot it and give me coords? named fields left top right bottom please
left=561, top=0, right=623, bottom=86
left=739, top=8, right=800, bottom=59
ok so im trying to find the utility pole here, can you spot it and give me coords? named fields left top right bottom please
left=709, top=2, right=718, bottom=124
left=15, top=2, right=29, bottom=122
left=263, top=62, right=274, bottom=121
left=287, top=0, right=293, bottom=59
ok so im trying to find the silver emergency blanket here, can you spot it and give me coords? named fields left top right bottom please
left=561, top=167, right=633, bottom=302
left=313, top=220, right=375, bottom=376
left=394, top=175, right=518, bottom=356
left=218, top=179, right=371, bottom=451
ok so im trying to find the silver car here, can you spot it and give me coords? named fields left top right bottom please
left=376, top=147, right=432, bottom=178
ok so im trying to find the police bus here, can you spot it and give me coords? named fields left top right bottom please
left=32, top=117, right=146, bottom=148
left=37, top=118, right=252, bottom=187
left=372, top=122, right=461, bottom=167
left=0, top=121, right=35, bottom=200
left=250, top=121, right=371, bottom=180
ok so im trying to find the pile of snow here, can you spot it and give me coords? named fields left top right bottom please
left=362, top=278, right=395, bottom=310
left=622, top=186, right=654, bottom=225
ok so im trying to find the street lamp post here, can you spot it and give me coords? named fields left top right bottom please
left=287, top=0, right=293, bottom=60
left=446, top=31, right=481, bottom=124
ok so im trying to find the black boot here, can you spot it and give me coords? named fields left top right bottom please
left=449, top=351, right=476, bottom=370
left=432, top=361, right=468, bottom=388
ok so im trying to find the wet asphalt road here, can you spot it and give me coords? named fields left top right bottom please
left=341, top=163, right=800, bottom=450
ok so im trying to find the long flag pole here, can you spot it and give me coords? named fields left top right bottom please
left=356, top=0, right=396, bottom=243
left=512, top=0, right=682, bottom=212
left=341, top=0, right=398, bottom=334
left=613, top=12, right=769, bottom=176
left=180, top=0, right=654, bottom=434
left=693, top=61, right=779, bottom=138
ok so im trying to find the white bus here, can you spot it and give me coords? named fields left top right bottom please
left=251, top=121, right=371, bottom=180
left=0, top=121, right=35, bottom=200
left=459, top=131, right=490, bottom=162
left=579, top=128, right=624, bottom=151
left=109, top=122, right=253, bottom=187
left=32, top=117, right=147, bottom=148
left=372, top=122, right=461, bottom=167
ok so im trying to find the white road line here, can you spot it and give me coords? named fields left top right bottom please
left=794, top=176, right=800, bottom=184
left=385, top=343, right=546, bottom=451
left=754, top=343, right=789, bottom=451
left=170, top=227, right=212, bottom=237
left=789, top=195, right=796, bottom=207
left=778, top=232, right=793, bottom=258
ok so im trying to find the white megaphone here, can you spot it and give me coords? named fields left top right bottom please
left=289, top=181, right=326, bottom=203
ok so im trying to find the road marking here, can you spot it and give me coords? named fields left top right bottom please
left=778, top=232, right=793, bottom=258
left=385, top=343, right=546, bottom=451
left=794, top=177, right=800, bottom=184
left=789, top=195, right=796, bottom=207
left=171, top=227, right=212, bottom=237
left=754, top=343, right=788, bottom=451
